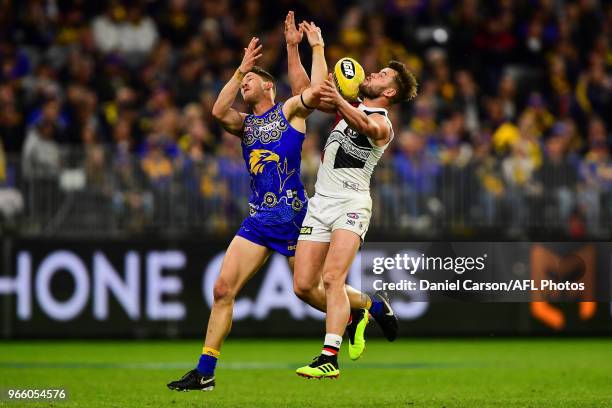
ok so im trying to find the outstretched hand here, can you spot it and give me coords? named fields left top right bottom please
left=238, top=37, right=263, bottom=74
left=284, top=11, right=303, bottom=46
left=299, top=21, right=324, bottom=48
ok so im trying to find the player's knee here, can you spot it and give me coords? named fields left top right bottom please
left=322, top=267, right=344, bottom=290
left=213, top=277, right=234, bottom=304
left=293, top=278, right=315, bottom=300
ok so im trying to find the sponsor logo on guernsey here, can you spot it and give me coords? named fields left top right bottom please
left=257, top=121, right=284, bottom=133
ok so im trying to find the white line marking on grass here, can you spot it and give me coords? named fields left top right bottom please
left=0, top=361, right=474, bottom=370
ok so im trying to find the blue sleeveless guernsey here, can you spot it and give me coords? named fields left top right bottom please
left=236, top=102, right=307, bottom=256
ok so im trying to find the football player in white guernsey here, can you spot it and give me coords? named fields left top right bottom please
left=294, top=60, right=418, bottom=379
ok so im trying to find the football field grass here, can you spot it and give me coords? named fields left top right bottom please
left=0, top=338, right=610, bottom=407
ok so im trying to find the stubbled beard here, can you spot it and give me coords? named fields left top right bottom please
left=243, top=92, right=258, bottom=105
left=359, top=82, right=383, bottom=99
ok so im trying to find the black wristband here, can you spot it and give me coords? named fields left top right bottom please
left=300, top=93, right=315, bottom=110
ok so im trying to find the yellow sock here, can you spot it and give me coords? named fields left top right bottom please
left=365, top=295, right=372, bottom=310
left=198, top=346, right=220, bottom=375
left=202, top=346, right=220, bottom=358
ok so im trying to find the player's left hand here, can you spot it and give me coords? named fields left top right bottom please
left=299, top=21, right=324, bottom=48
left=284, top=11, right=303, bottom=46
left=318, top=73, right=343, bottom=107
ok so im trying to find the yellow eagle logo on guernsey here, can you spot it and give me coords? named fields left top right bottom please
left=249, top=149, right=280, bottom=174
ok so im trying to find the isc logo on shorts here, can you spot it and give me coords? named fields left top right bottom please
left=300, top=226, right=313, bottom=235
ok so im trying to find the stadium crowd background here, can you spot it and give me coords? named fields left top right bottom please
left=0, top=0, right=610, bottom=239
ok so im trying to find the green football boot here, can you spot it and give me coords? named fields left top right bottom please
left=346, top=308, right=369, bottom=360
left=296, top=355, right=339, bottom=379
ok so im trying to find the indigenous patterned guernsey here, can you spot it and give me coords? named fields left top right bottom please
left=236, top=102, right=307, bottom=256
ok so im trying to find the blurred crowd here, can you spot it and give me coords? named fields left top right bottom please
left=0, top=0, right=611, bottom=237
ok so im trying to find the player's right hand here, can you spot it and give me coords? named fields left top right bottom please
left=318, top=73, right=343, bottom=107
left=238, top=37, right=263, bottom=74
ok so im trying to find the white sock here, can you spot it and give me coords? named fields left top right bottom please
left=321, top=333, right=342, bottom=356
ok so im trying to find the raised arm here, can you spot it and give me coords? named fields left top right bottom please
left=211, top=37, right=262, bottom=136
left=297, top=20, right=337, bottom=113
left=300, top=21, right=327, bottom=87
left=283, top=22, right=328, bottom=122
left=318, top=74, right=391, bottom=145
left=285, top=11, right=309, bottom=96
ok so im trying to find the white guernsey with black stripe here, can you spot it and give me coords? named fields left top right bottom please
left=314, top=103, right=394, bottom=199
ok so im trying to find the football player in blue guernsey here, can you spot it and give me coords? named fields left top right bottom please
left=167, top=17, right=330, bottom=392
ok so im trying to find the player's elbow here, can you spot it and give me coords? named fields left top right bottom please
left=292, top=84, right=309, bottom=97
left=364, top=122, right=380, bottom=137
left=300, top=87, right=318, bottom=108
left=364, top=123, right=384, bottom=141
left=211, top=105, right=225, bottom=122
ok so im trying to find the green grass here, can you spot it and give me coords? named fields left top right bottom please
left=0, top=339, right=611, bottom=407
